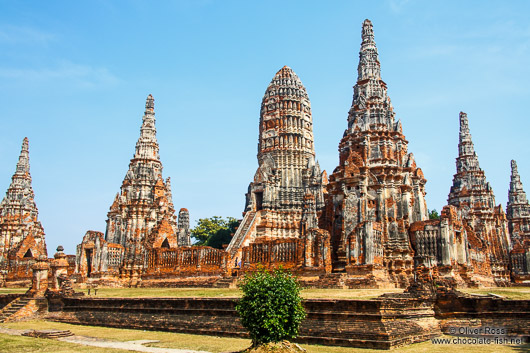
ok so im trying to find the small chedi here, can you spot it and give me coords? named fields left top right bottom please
left=507, top=160, right=530, bottom=282
left=409, top=112, right=511, bottom=287
left=0, top=138, right=47, bottom=286
left=75, top=95, right=225, bottom=286
left=226, top=66, right=330, bottom=274
left=446, top=112, right=510, bottom=284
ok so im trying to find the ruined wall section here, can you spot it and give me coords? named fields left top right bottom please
left=409, top=206, right=496, bottom=287
left=325, top=20, right=427, bottom=288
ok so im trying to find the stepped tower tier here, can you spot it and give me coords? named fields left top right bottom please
left=507, top=160, right=530, bottom=278
left=325, top=19, right=428, bottom=288
left=251, top=66, right=325, bottom=213
left=226, top=67, right=329, bottom=271
left=448, top=112, right=495, bottom=213
left=0, top=138, right=47, bottom=284
left=447, top=112, right=510, bottom=283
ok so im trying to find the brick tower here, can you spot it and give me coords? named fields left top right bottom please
left=447, top=112, right=510, bottom=284
left=104, top=95, right=189, bottom=276
left=227, top=66, right=328, bottom=270
left=506, top=160, right=530, bottom=280
left=325, top=20, right=428, bottom=288
left=0, top=138, right=47, bottom=284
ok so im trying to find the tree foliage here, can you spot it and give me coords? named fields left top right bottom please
left=428, top=209, right=440, bottom=220
left=205, top=217, right=239, bottom=249
left=236, top=268, right=306, bottom=346
left=191, top=216, right=238, bottom=247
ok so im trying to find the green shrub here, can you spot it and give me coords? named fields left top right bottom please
left=235, top=268, right=306, bottom=346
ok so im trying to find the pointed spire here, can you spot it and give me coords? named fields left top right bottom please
left=0, top=137, right=38, bottom=220
left=145, top=94, right=154, bottom=113
left=449, top=112, right=496, bottom=211
left=105, top=95, right=179, bottom=249
left=358, top=19, right=381, bottom=81
left=508, top=160, right=528, bottom=207
left=507, top=160, right=530, bottom=250
left=134, top=94, right=160, bottom=162
left=456, top=112, right=480, bottom=173
left=15, top=137, right=30, bottom=177
left=349, top=19, right=394, bottom=131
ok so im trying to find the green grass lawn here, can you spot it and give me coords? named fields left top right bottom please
left=460, top=287, right=530, bottom=300
left=0, top=288, right=26, bottom=295
left=73, top=286, right=405, bottom=299
left=0, top=333, right=132, bottom=353
left=2, top=320, right=528, bottom=353
left=75, top=286, right=244, bottom=298
left=72, top=286, right=530, bottom=300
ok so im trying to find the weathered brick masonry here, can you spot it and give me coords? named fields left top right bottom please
left=0, top=138, right=48, bottom=286
left=436, top=291, right=530, bottom=340
left=42, top=293, right=529, bottom=348
left=50, top=296, right=441, bottom=349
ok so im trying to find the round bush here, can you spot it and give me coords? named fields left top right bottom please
left=236, top=268, right=306, bottom=346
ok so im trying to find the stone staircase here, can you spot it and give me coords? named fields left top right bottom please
left=317, top=273, right=346, bottom=289
left=214, top=276, right=238, bottom=288
left=0, top=296, right=31, bottom=323
left=332, top=247, right=347, bottom=273
left=457, top=265, right=481, bottom=288
left=22, top=329, right=74, bottom=339
left=226, top=211, right=256, bottom=258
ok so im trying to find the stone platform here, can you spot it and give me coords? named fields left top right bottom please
left=50, top=296, right=440, bottom=350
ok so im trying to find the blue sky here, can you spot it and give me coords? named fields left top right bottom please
left=1, top=1, right=529, bottom=255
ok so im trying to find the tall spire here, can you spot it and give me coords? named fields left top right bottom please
left=134, top=94, right=160, bottom=162
left=448, top=112, right=496, bottom=210
left=348, top=19, right=395, bottom=132
left=508, top=160, right=527, bottom=205
left=15, top=137, right=30, bottom=177
left=456, top=112, right=480, bottom=173
left=105, top=95, right=177, bottom=247
left=506, top=160, right=530, bottom=277
left=0, top=137, right=47, bottom=262
left=507, top=160, right=529, bottom=219
left=358, top=19, right=381, bottom=81
left=0, top=138, right=37, bottom=219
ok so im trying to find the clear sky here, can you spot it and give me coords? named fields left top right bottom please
left=1, top=0, right=529, bottom=255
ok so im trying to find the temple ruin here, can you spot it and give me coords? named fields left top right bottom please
left=507, top=160, right=530, bottom=282
left=75, top=95, right=225, bottom=286
left=226, top=66, right=330, bottom=274
left=0, top=138, right=48, bottom=286
left=0, top=19, right=527, bottom=289
left=445, top=112, right=511, bottom=284
left=323, top=19, right=427, bottom=288
left=409, top=112, right=511, bottom=287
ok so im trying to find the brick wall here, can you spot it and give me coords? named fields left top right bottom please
left=51, top=297, right=440, bottom=349
left=436, top=293, right=530, bottom=339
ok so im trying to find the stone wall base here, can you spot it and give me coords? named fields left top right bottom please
left=50, top=296, right=440, bottom=350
